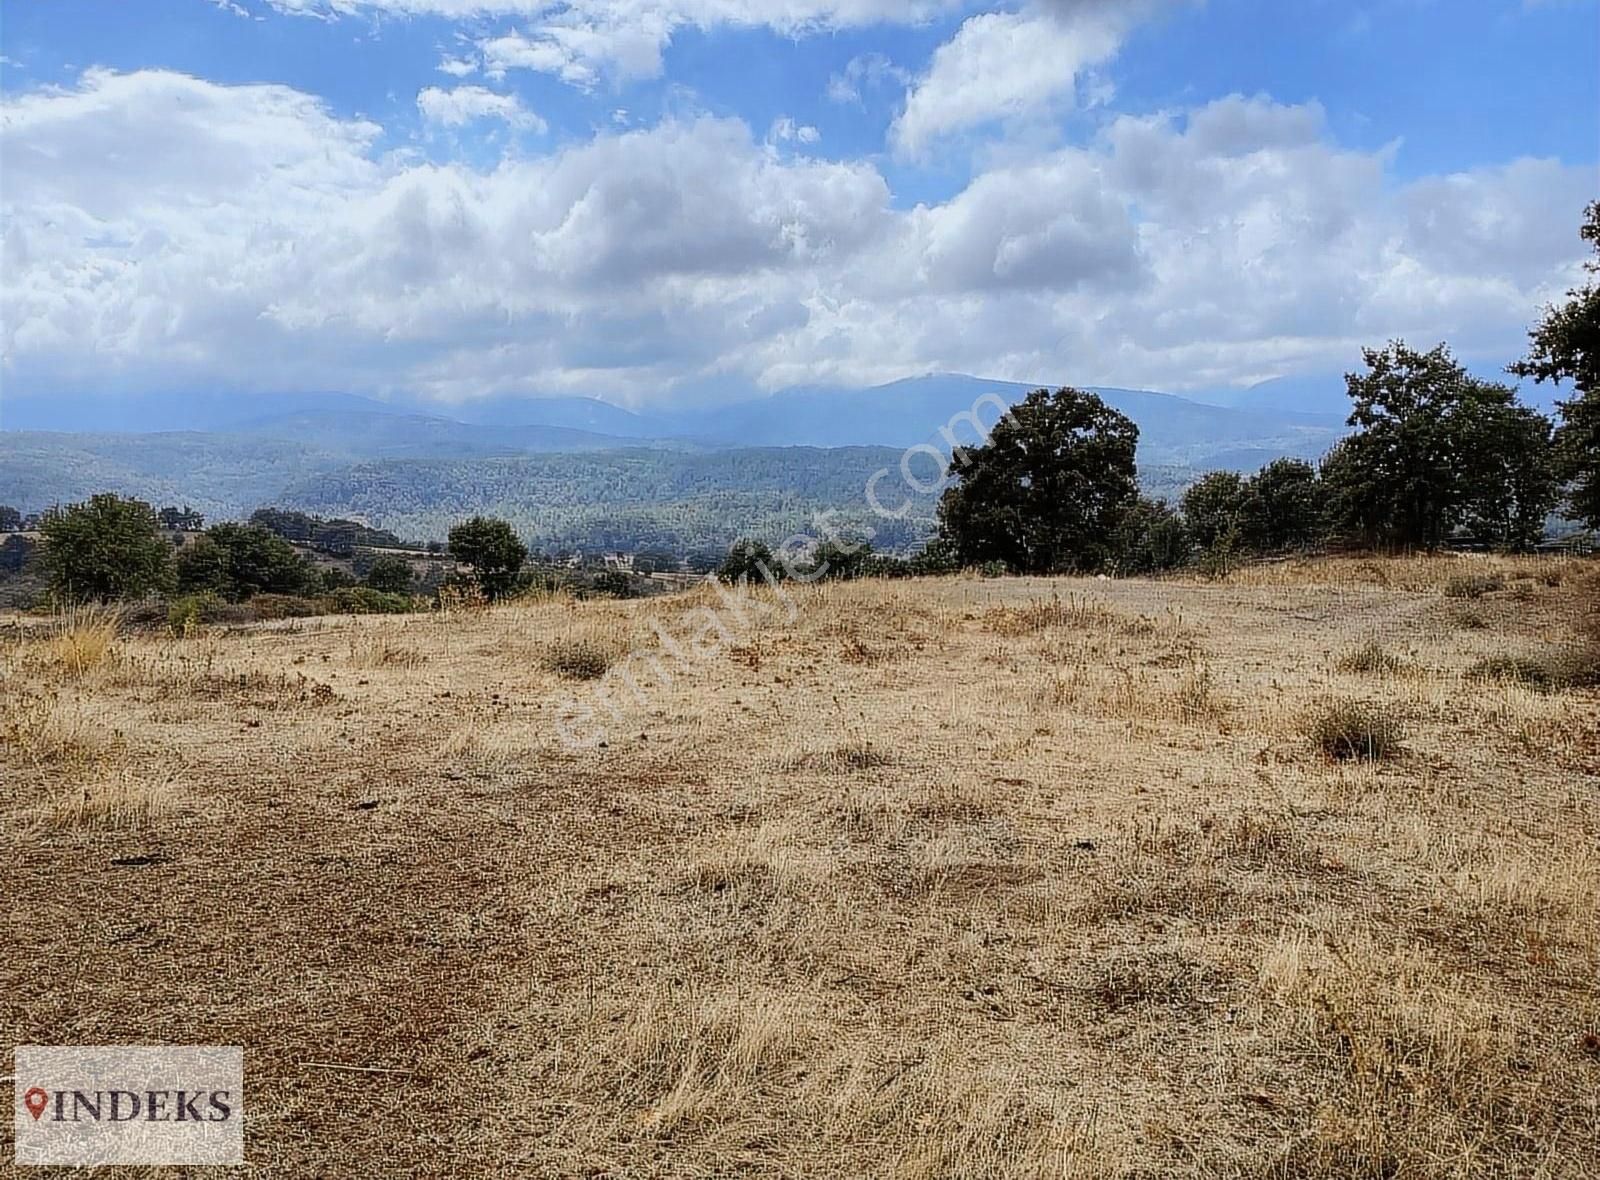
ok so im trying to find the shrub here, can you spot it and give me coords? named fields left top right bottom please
left=40, top=494, right=173, bottom=603
left=167, top=592, right=228, bottom=634
left=1443, top=572, right=1505, bottom=599
left=718, top=539, right=785, bottom=585
left=1336, top=639, right=1404, bottom=675
left=1467, top=649, right=1600, bottom=692
left=540, top=636, right=618, bottom=680
left=322, top=587, right=415, bottom=615
left=591, top=570, right=640, bottom=598
left=45, top=604, right=121, bottom=677
left=246, top=593, right=323, bottom=621
left=1308, top=699, right=1405, bottom=761
left=363, top=554, right=415, bottom=594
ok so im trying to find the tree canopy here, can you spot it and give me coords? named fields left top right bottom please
left=448, top=516, right=528, bottom=600
left=176, top=523, right=319, bottom=602
left=1511, top=201, right=1600, bottom=530
left=1323, top=342, right=1555, bottom=550
left=936, top=387, right=1140, bottom=574
left=40, top=493, right=173, bottom=603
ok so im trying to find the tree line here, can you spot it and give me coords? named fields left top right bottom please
left=930, top=204, right=1599, bottom=576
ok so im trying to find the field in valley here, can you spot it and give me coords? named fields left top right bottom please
left=3, top=556, right=1598, bottom=1177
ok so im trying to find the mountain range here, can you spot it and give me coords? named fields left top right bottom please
left=1, top=373, right=1353, bottom=550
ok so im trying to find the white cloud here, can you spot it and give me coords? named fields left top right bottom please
left=267, top=0, right=958, bottom=89
left=2, top=69, right=1590, bottom=405
left=892, top=1, right=1149, bottom=156
left=825, top=51, right=908, bottom=105
left=769, top=116, right=821, bottom=146
left=417, top=84, right=545, bottom=130
left=435, top=54, right=478, bottom=77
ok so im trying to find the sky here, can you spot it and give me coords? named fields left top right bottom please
left=1, top=0, right=1596, bottom=409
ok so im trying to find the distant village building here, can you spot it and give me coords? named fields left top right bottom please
left=603, top=552, right=635, bottom=571
left=157, top=505, right=206, bottom=531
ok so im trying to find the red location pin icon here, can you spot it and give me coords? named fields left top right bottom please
left=24, top=1087, right=49, bottom=1121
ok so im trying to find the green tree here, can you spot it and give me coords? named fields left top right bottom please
left=936, top=387, right=1140, bottom=574
left=717, top=539, right=784, bottom=585
left=1325, top=342, right=1552, bottom=550
left=1181, top=471, right=1247, bottom=550
left=1238, top=459, right=1324, bottom=552
left=1112, top=497, right=1190, bottom=575
left=0, top=505, right=21, bottom=532
left=807, top=538, right=874, bottom=581
left=1457, top=403, right=1559, bottom=552
left=363, top=554, right=414, bottom=594
left=1511, top=201, right=1600, bottom=530
left=447, top=516, right=527, bottom=600
left=177, top=523, right=319, bottom=602
left=40, top=494, right=173, bottom=602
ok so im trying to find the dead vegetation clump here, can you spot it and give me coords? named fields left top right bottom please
left=984, top=593, right=1158, bottom=638
left=539, top=633, right=622, bottom=680
left=37, top=764, right=182, bottom=831
left=1465, top=649, right=1600, bottom=692
left=348, top=634, right=428, bottom=669
left=1442, top=572, right=1506, bottom=599
left=1307, top=698, right=1405, bottom=762
left=1336, top=638, right=1406, bottom=676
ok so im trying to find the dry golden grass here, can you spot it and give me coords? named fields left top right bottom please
left=1, top=558, right=1597, bottom=1176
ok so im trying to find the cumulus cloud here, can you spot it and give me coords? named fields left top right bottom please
left=1, top=69, right=1590, bottom=404
left=892, top=1, right=1153, bottom=156
left=417, top=84, right=545, bottom=130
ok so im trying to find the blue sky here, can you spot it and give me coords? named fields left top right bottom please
left=1, top=0, right=1596, bottom=406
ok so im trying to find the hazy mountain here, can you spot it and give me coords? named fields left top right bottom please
left=659, top=374, right=1345, bottom=466
left=2, top=373, right=1355, bottom=548
left=1196, top=366, right=1564, bottom=418
left=235, top=409, right=696, bottom=459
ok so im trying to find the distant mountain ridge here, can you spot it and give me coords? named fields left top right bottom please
left=2, top=372, right=1348, bottom=467
left=1, top=373, right=1354, bottom=550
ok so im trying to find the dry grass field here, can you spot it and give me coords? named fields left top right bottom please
left=3, top=555, right=1599, bottom=1177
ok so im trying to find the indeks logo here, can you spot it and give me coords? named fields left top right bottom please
left=14, top=1046, right=244, bottom=1166
left=21, top=1085, right=233, bottom=1123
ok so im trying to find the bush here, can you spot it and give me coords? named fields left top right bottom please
left=718, top=539, right=785, bottom=585
left=363, top=554, right=415, bottom=594
left=1443, top=572, right=1505, bottom=599
left=1308, top=699, right=1405, bottom=761
left=540, top=636, right=618, bottom=680
left=1466, top=649, right=1600, bottom=692
left=167, top=592, right=235, bottom=633
left=591, top=570, right=641, bottom=598
left=246, top=594, right=323, bottom=621
left=41, top=494, right=173, bottom=603
left=1336, top=639, right=1405, bottom=675
left=322, top=587, right=415, bottom=615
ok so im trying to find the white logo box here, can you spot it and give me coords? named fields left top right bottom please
left=14, top=1045, right=243, bottom=1166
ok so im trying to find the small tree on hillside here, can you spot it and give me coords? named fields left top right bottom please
left=448, top=516, right=527, bottom=600
left=0, top=506, right=21, bottom=532
left=40, top=494, right=173, bottom=603
left=1238, top=459, right=1324, bottom=552
left=1511, top=201, right=1600, bottom=531
left=717, top=539, right=784, bottom=585
left=1181, top=472, right=1247, bottom=550
left=936, top=387, right=1140, bottom=574
left=363, top=554, right=414, bottom=594
left=1112, top=497, right=1190, bottom=575
left=177, top=523, right=319, bottom=602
